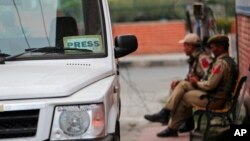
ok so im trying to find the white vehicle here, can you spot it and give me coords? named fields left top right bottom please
left=0, top=0, right=137, bottom=141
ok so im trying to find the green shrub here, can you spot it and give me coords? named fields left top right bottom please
left=215, top=18, right=232, bottom=34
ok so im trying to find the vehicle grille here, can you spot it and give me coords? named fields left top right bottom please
left=0, top=110, right=39, bottom=139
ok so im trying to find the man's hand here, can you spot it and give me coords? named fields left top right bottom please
left=189, top=75, right=199, bottom=85
left=171, top=80, right=180, bottom=90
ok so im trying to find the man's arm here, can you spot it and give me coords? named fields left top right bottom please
left=191, top=60, right=227, bottom=91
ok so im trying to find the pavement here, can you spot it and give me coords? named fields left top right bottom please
left=138, top=123, right=190, bottom=141
left=119, top=53, right=191, bottom=141
left=120, top=114, right=191, bottom=141
left=119, top=53, right=188, bottom=68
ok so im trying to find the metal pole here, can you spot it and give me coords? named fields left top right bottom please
left=225, top=0, right=228, bottom=18
left=199, top=19, right=203, bottom=41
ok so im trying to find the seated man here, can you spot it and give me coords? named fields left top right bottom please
left=144, top=33, right=212, bottom=132
left=156, top=34, right=238, bottom=137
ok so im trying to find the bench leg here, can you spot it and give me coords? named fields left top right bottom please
left=203, top=114, right=211, bottom=141
left=232, top=107, right=237, bottom=123
left=195, top=113, right=203, bottom=132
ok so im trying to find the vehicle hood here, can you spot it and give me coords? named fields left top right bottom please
left=0, top=64, right=113, bottom=100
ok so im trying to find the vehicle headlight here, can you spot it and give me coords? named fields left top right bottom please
left=59, top=110, right=89, bottom=136
left=50, top=104, right=105, bottom=140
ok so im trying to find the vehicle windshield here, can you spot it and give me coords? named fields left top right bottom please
left=0, top=0, right=106, bottom=60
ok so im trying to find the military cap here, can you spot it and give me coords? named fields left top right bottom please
left=178, top=33, right=201, bottom=45
left=207, top=35, right=229, bottom=45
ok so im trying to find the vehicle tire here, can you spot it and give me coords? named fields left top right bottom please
left=113, top=121, right=120, bottom=141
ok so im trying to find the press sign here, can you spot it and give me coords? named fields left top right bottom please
left=63, top=35, right=102, bottom=52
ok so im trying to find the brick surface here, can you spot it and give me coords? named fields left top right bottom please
left=112, top=21, right=186, bottom=55
left=237, top=15, right=250, bottom=76
left=237, top=14, right=250, bottom=116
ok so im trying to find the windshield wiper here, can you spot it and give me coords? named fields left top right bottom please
left=3, top=47, right=93, bottom=62
left=25, top=47, right=93, bottom=53
left=0, top=53, right=10, bottom=57
left=0, top=53, right=10, bottom=64
left=3, top=48, right=38, bottom=62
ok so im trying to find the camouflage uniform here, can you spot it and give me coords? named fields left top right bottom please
left=187, top=49, right=211, bottom=80
left=167, top=53, right=237, bottom=130
left=144, top=33, right=212, bottom=125
left=164, top=49, right=212, bottom=111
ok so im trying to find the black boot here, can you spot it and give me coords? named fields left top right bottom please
left=178, top=116, right=195, bottom=133
left=144, top=108, right=170, bottom=125
left=157, top=127, right=178, bottom=137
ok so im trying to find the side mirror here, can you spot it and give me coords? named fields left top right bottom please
left=114, top=35, right=138, bottom=58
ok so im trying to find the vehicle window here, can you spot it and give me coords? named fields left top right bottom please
left=0, top=0, right=106, bottom=60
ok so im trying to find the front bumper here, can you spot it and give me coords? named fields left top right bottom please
left=47, top=135, right=114, bottom=141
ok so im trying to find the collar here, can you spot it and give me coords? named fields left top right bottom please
left=191, top=49, right=202, bottom=58
left=216, top=53, right=229, bottom=60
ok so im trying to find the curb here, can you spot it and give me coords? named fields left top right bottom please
left=118, top=54, right=188, bottom=68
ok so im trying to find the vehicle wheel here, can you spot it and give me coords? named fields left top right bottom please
left=113, top=121, right=120, bottom=141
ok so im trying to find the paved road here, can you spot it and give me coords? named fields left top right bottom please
left=119, top=65, right=188, bottom=141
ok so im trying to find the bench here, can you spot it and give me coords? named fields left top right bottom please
left=191, top=75, right=247, bottom=141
